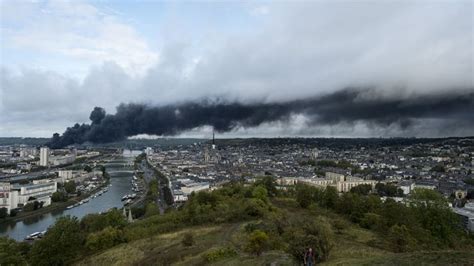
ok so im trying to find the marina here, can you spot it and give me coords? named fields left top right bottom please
left=0, top=150, right=140, bottom=241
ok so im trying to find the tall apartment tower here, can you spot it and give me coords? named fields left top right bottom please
left=39, top=147, right=49, bottom=166
left=211, top=131, right=216, bottom=150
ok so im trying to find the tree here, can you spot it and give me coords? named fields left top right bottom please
left=254, top=176, right=277, bottom=197
left=252, top=185, right=268, bottom=202
left=360, top=213, right=383, bottom=231
left=29, top=216, right=85, bottom=266
left=332, top=219, right=346, bottom=234
left=145, top=202, right=160, bottom=217
left=0, top=237, right=28, bottom=265
left=350, top=184, right=372, bottom=195
left=181, top=232, right=195, bottom=247
left=245, top=230, right=269, bottom=256
left=84, top=165, right=92, bottom=173
left=375, top=183, right=403, bottom=197
left=431, top=165, right=446, bottom=173
left=285, top=218, right=334, bottom=263
left=0, top=208, right=8, bottom=219
left=163, top=186, right=174, bottom=206
left=388, top=225, right=415, bottom=252
left=64, top=181, right=76, bottom=194
left=409, top=189, right=461, bottom=245
left=295, top=184, right=314, bottom=208
left=322, top=186, right=338, bottom=209
left=23, top=201, right=43, bottom=212
left=51, top=191, right=67, bottom=202
left=81, top=209, right=127, bottom=234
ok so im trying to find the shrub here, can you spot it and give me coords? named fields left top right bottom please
left=332, top=219, right=346, bottom=234
left=295, top=184, right=314, bottom=208
left=252, top=185, right=268, bottom=202
left=202, top=246, right=237, bottom=262
left=388, top=224, right=415, bottom=252
left=0, top=237, right=28, bottom=265
left=29, top=216, right=85, bottom=266
left=0, top=208, right=7, bottom=219
left=245, top=230, right=269, bottom=256
left=80, top=209, right=127, bottom=233
left=181, top=232, right=195, bottom=247
left=51, top=191, right=67, bottom=202
left=285, top=218, right=334, bottom=263
left=9, top=209, right=17, bottom=217
left=23, top=201, right=43, bottom=212
left=360, top=213, right=383, bottom=231
left=64, top=181, right=76, bottom=194
left=85, top=226, right=125, bottom=251
left=244, top=199, right=267, bottom=217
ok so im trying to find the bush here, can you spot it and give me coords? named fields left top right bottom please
left=350, top=184, right=372, bottom=195
left=388, top=224, right=415, bottom=252
left=80, top=209, right=127, bottom=233
left=295, top=184, right=314, bottom=208
left=252, top=185, right=268, bottom=202
left=145, top=202, right=160, bottom=217
left=29, top=216, right=85, bottom=266
left=131, top=206, right=146, bottom=219
left=244, top=199, right=268, bottom=217
left=23, top=201, right=43, bottom=212
left=360, top=213, right=383, bottom=231
left=285, top=218, right=334, bottom=263
left=181, top=232, right=195, bottom=247
left=64, top=181, right=76, bottom=194
left=0, top=237, right=28, bottom=265
left=9, top=209, right=17, bottom=217
left=51, top=191, right=67, bottom=202
left=245, top=230, right=269, bottom=256
left=202, top=246, right=237, bottom=262
left=85, top=226, right=125, bottom=251
left=332, top=219, right=346, bottom=234
left=0, top=208, right=7, bottom=219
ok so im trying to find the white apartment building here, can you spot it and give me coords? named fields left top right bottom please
left=283, top=171, right=376, bottom=193
left=58, top=170, right=74, bottom=182
left=49, top=154, right=76, bottom=166
left=39, top=147, right=49, bottom=166
left=0, top=181, right=57, bottom=214
left=179, top=179, right=210, bottom=195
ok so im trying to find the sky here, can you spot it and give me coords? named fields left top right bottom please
left=0, top=0, right=473, bottom=138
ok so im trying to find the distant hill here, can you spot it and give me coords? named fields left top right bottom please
left=2, top=136, right=472, bottom=149
left=0, top=137, right=49, bottom=146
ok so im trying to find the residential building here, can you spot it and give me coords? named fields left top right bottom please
left=39, top=147, right=49, bottom=166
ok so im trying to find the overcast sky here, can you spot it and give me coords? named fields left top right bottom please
left=1, top=0, right=472, bottom=138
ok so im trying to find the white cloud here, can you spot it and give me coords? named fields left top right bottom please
left=1, top=0, right=158, bottom=77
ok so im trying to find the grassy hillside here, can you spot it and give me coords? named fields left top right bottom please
left=4, top=179, right=473, bottom=266
left=76, top=198, right=474, bottom=266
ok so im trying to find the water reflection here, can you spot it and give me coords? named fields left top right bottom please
left=0, top=150, right=139, bottom=241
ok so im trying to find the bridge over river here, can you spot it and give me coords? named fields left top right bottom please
left=0, top=150, right=142, bottom=241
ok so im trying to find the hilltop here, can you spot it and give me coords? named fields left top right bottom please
left=2, top=178, right=474, bottom=265
left=77, top=198, right=474, bottom=266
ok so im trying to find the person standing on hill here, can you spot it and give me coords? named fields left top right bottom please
left=304, top=247, right=316, bottom=266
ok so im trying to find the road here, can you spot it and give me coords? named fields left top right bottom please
left=138, top=159, right=166, bottom=214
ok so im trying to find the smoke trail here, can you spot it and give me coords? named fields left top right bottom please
left=47, top=88, right=474, bottom=148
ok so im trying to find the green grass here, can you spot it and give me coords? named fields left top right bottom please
left=76, top=198, right=474, bottom=266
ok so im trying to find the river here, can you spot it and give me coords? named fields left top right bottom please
left=0, top=149, right=141, bottom=241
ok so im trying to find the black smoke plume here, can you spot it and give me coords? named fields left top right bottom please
left=47, top=88, right=474, bottom=148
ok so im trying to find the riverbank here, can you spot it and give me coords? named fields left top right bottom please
left=0, top=180, right=110, bottom=224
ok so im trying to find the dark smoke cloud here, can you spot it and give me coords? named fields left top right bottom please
left=47, top=88, right=474, bottom=148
